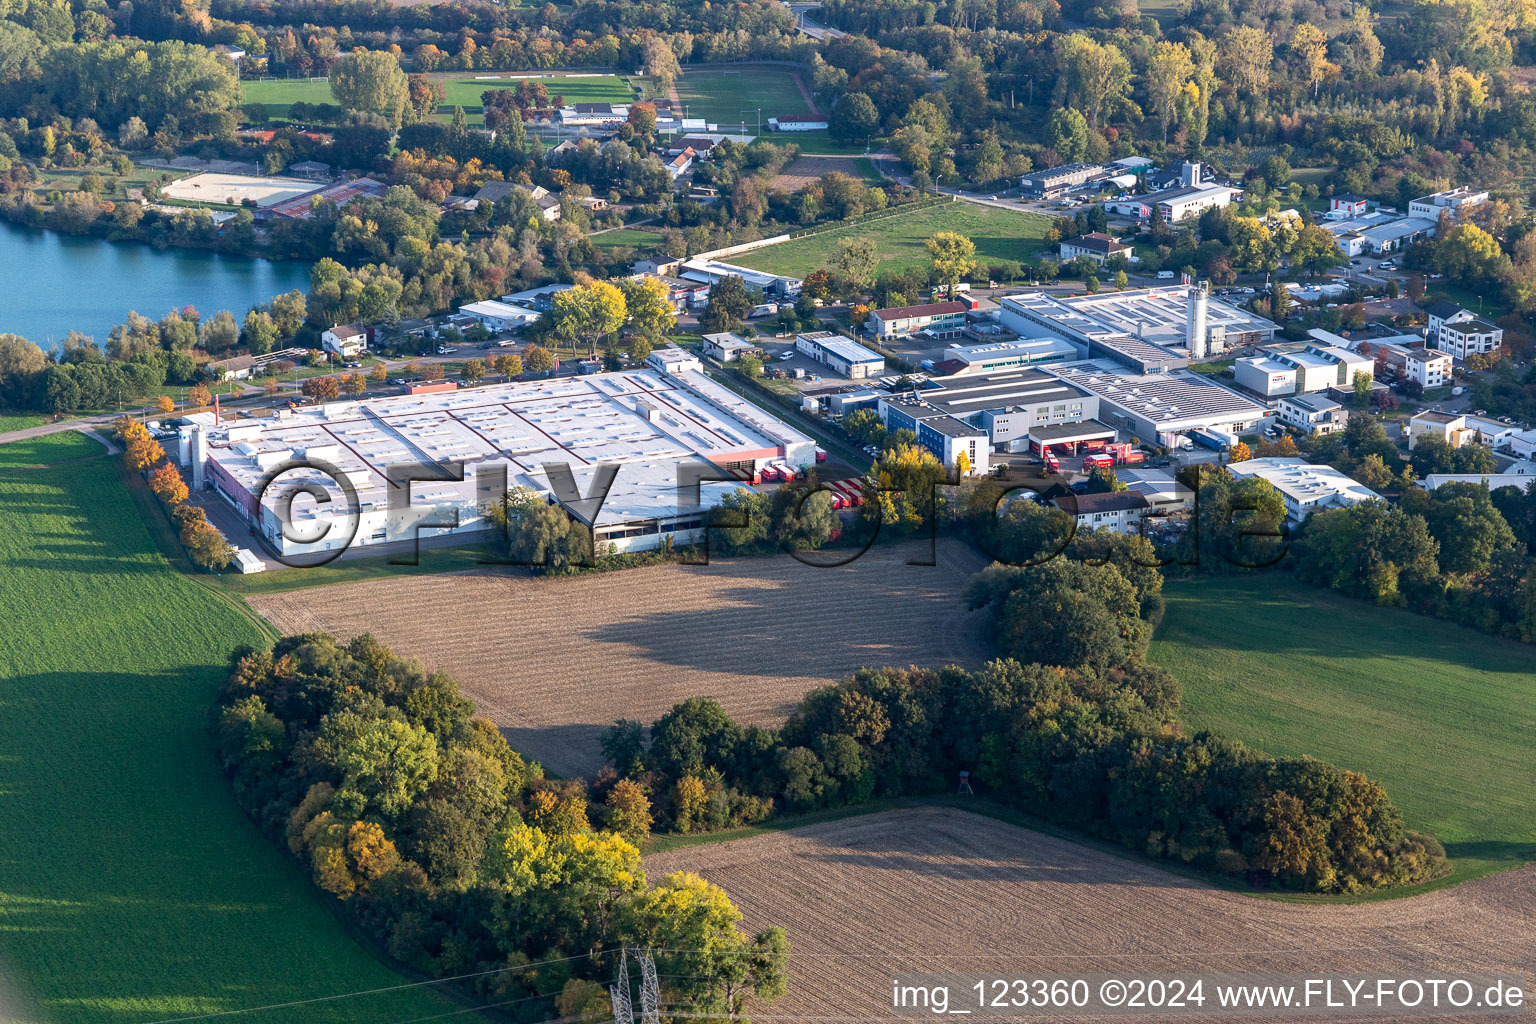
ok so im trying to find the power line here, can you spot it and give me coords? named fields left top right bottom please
left=136, top=949, right=619, bottom=1024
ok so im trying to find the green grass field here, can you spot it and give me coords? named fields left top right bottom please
left=674, top=67, right=815, bottom=131
left=241, top=72, right=636, bottom=125
left=0, top=429, right=101, bottom=470
left=440, top=72, right=635, bottom=114
left=1149, top=573, right=1536, bottom=892
left=734, top=201, right=1053, bottom=277
left=0, top=444, right=454, bottom=1023
left=0, top=413, right=47, bottom=433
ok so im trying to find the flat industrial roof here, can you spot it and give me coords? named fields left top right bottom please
left=1048, top=363, right=1269, bottom=429
left=798, top=331, right=884, bottom=365
left=1227, top=457, right=1379, bottom=507
left=1030, top=419, right=1117, bottom=442
left=882, top=395, right=985, bottom=437
left=1000, top=286, right=1276, bottom=368
left=919, top=366, right=1090, bottom=417
left=198, top=368, right=813, bottom=530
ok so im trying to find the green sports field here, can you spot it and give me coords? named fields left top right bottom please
left=0, top=438, right=453, bottom=1023
left=1149, top=573, right=1536, bottom=891
left=241, top=72, right=637, bottom=125
left=734, top=201, right=1054, bottom=277
left=674, top=67, right=815, bottom=129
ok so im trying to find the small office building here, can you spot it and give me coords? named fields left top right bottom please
left=868, top=301, right=971, bottom=341
left=795, top=331, right=886, bottom=379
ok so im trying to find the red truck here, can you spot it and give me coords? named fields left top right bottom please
left=1082, top=454, right=1115, bottom=470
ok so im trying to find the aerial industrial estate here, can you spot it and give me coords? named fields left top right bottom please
left=5, top=4, right=1536, bottom=1023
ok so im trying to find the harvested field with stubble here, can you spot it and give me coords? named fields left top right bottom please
left=647, top=807, right=1536, bottom=1024
left=248, top=540, right=990, bottom=777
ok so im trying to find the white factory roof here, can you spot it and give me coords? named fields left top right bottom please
left=1048, top=363, right=1269, bottom=429
left=799, top=331, right=883, bottom=365
left=1421, top=471, right=1536, bottom=490
left=680, top=257, right=795, bottom=290
left=459, top=300, right=542, bottom=324
left=200, top=368, right=813, bottom=532
left=1227, top=457, right=1380, bottom=509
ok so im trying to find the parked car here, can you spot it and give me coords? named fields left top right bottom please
left=779, top=351, right=794, bottom=360
left=1156, top=270, right=1175, bottom=280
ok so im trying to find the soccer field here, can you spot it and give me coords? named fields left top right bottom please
left=733, top=201, right=1054, bottom=278
left=1149, top=573, right=1536, bottom=890
left=241, top=72, right=637, bottom=124
left=0, top=439, right=452, bottom=1024
left=675, top=66, right=816, bottom=130
left=441, top=72, right=636, bottom=114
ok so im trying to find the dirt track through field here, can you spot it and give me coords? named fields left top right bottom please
left=647, top=807, right=1536, bottom=1023
left=249, top=540, right=990, bottom=777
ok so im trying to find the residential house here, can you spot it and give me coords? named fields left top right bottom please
left=1051, top=490, right=1153, bottom=534
left=207, top=355, right=258, bottom=381
left=701, top=332, right=764, bottom=363
left=1277, top=393, right=1350, bottom=436
left=665, top=148, right=696, bottom=181
left=321, top=323, right=368, bottom=358
left=1408, top=411, right=1518, bottom=449
left=1375, top=341, right=1452, bottom=389
left=1059, top=232, right=1134, bottom=267
left=473, top=181, right=561, bottom=222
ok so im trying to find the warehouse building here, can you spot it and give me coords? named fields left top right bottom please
left=907, top=366, right=1100, bottom=452
left=942, top=337, right=1080, bottom=372
left=1226, top=457, right=1380, bottom=525
left=877, top=394, right=990, bottom=474
left=1047, top=362, right=1271, bottom=445
left=1019, top=162, right=1110, bottom=197
left=999, top=285, right=1277, bottom=372
left=1232, top=342, right=1374, bottom=398
left=179, top=368, right=815, bottom=559
left=795, top=331, right=886, bottom=378
left=458, top=299, right=543, bottom=333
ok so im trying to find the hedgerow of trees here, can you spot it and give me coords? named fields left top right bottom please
left=216, top=633, right=790, bottom=1021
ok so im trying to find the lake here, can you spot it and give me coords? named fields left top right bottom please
left=0, top=220, right=314, bottom=349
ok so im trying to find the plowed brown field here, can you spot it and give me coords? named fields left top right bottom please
left=248, top=540, right=990, bottom=777
left=647, top=807, right=1536, bottom=1023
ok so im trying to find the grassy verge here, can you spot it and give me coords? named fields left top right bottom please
left=0, top=445, right=454, bottom=1024
left=1148, top=572, right=1536, bottom=893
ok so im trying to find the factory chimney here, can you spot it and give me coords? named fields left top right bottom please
left=1185, top=281, right=1210, bottom=359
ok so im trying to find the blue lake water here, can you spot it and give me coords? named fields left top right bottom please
left=0, top=220, right=313, bottom=349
